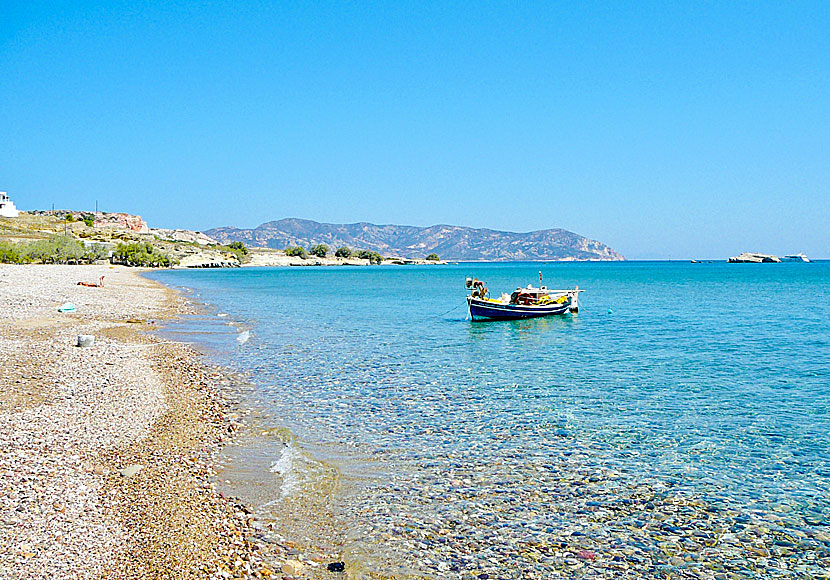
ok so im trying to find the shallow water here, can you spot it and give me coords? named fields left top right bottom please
left=149, top=262, right=830, bottom=578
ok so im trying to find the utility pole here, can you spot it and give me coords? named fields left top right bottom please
left=95, top=200, right=98, bottom=213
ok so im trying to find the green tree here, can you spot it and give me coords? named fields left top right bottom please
left=112, top=242, right=173, bottom=267
left=0, top=241, right=25, bottom=264
left=23, top=235, right=85, bottom=264
left=224, top=241, right=248, bottom=262
left=4, top=236, right=108, bottom=264
left=64, top=213, right=75, bottom=222
left=334, top=246, right=352, bottom=258
left=356, top=250, right=383, bottom=264
left=309, top=243, right=328, bottom=258
left=83, top=243, right=109, bottom=262
left=425, top=253, right=440, bottom=261
left=82, top=214, right=95, bottom=227
left=284, top=246, right=308, bottom=259
left=228, top=241, right=248, bottom=255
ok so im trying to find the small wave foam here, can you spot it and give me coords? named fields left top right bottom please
left=269, top=444, right=306, bottom=499
left=236, top=330, right=251, bottom=345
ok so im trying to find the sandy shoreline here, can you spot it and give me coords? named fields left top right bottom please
left=0, top=265, right=291, bottom=579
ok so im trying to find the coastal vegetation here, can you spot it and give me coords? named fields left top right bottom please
left=0, top=235, right=108, bottom=264
left=0, top=240, right=23, bottom=263
left=286, top=244, right=381, bottom=262
left=222, top=241, right=248, bottom=262
left=227, top=240, right=247, bottom=253
left=309, top=243, right=329, bottom=257
left=284, top=245, right=308, bottom=259
left=426, top=253, right=440, bottom=261
left=112, top=242, right=175, bottom=267
left=356, top=249, right=384, bottom=264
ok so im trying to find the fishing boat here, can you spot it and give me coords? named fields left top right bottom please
left=781, top=253, right=810, bottom=263
left=465, top=273, right=583, bottom=321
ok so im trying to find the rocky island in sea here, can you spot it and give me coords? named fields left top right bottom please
left=728, top=252, right=782, bottom=263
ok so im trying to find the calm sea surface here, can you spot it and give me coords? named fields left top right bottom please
left=148, top=262, right=830, bottom=579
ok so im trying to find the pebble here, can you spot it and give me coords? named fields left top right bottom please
left=120, top=464, right=144, bottom=478
left=281, top=560, right=306, bottom=575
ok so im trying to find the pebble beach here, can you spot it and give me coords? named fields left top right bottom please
left=0, top=265, right=288, bottom=579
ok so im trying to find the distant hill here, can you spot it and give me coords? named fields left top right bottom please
left=205, top=219, right=624, bottom=261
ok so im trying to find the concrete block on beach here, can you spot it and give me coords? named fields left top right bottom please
left=77, top=334, right=95, bottom=347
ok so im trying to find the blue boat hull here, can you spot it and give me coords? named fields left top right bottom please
left=467, top=297, right=570, bottom=320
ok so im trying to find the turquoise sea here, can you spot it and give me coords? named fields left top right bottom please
left=148, top=262, right=830, bottom=579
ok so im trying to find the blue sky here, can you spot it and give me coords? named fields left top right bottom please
left=1, top=1, right=828, bottom=258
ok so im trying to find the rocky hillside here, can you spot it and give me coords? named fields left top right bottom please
left=0, top=211, right=242, bottom=267
left=206, top=218, right=624, bottom=261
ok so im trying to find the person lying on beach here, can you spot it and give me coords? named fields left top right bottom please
left=77, top=275, right=105, bottom=288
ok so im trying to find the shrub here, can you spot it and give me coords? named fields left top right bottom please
left=224, top=241, right=248, bottom=262
left=83, top=243, right=110, bottom=262
left=0, top=240, right=25, bottom=264
left=0, top=236, right=108, bottom=264
left=425, top=253, right=440, bottom=261
left=64, top=213, right=75, bottom=222
left=24, top=235, right=85, bottom=264
left=309, top=244, right=328, bottom=258
left=82, top=214, right=95, bottom=227
left=284, top=246, right=307, bottom=259
left=228, top=241, right=248, bottom=255
left=112, top=242, right=173, bottom=267
left=356, top=250, right=383, bottom=264
left=334, top=246, right=352, bottom=258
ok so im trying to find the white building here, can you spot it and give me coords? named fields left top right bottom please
left=0, top=191, right=19, bottom=218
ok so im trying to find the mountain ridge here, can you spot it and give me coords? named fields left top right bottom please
left=205, top=218, right=624, bottom=261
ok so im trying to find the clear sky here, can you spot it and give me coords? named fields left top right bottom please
left=2, top=1, right=828, bottom=259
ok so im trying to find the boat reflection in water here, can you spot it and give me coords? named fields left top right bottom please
left=465, top=272, right=583, bottom=321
